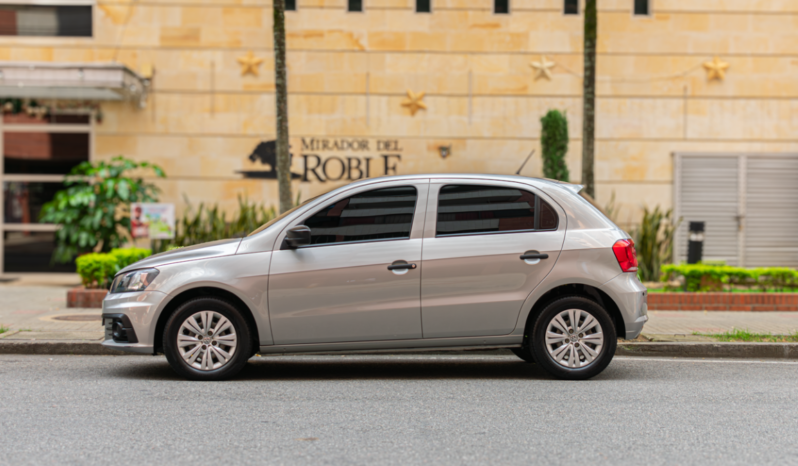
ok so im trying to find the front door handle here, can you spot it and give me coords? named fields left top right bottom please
left=520, top=253, right=549, bottom=260
left=388, top=262, right=417, bottom=271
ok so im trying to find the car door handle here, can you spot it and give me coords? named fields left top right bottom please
left=520, top=253, right=549, bottom=260
left=388, top=263, right=417, bottom=271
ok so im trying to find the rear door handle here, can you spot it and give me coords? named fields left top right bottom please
left=388, top=263, right=417, bottom=271
left=520, top=253, right=549, bottom=260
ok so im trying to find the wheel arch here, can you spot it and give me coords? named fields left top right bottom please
left=153, top=287, right=261, bottom=354
left=520, top=283, right=625, bottom=347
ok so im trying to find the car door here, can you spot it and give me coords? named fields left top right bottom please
left=420, top=180, right=566, bottom=338
left=268, top=180, right=429, bottom=345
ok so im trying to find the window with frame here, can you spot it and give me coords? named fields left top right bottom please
left=303, top=186, right=417, bottom=246
left=564, top=0, right=578, bottom=15
left=435, top=185, right=558, bottom=237
left=416, top=0, right=430, bottom=13
left=494, top=0, right=508, bottom=14
left=634, top=0, right=649, bottom=15
left=0, top=5, right=92, bottom=37
left=347, top=0, right=362, bottom=12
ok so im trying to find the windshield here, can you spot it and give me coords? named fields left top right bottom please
left=247, top=195, right=321, bottom=237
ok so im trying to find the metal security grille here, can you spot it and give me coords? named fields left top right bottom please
left=675, top=153, right=798, bottom=267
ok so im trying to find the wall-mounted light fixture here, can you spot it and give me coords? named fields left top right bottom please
left=438, top=145, right=451, bottom=159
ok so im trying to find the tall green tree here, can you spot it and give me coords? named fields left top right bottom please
left=273, top=0, right=292, bottom=213
left=540, top=110, right=569, bottom=182
left=582, top=0, right=597, bottom=197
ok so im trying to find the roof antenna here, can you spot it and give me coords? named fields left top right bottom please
left=515, top=149, right=535, bottom=175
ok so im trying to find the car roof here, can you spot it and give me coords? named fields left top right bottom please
left=347, top=173, right=583, bottom=194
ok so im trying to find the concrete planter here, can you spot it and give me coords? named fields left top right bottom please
left=67, top=287, right=108, bottom=308
left=648, top=292, right=798, bottom=311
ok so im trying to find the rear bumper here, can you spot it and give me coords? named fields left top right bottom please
left=602, top=273, right=648, bottom=339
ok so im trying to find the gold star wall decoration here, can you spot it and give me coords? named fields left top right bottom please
left=530, top=56, right=555, bottom=80
left=237, top=51, right=264, bottom=77
left=401, top=90, right=427, bottom=116
left=703, top=56, right=730, bottom=81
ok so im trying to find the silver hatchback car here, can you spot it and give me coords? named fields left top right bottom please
left=102, top=174, right=647, bottom=380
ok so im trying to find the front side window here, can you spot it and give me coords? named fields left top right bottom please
left=0, top=5, right=92, bottom=37
left=304, top=186, right=417, bottom=245
left=436, top=185, right=558, bottom=237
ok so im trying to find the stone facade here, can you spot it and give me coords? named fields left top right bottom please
left=3, top=0, right=797, bottom=225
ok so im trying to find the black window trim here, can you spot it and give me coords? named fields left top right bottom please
left=433, top=184, right=558, bottom=238
left=291, top=184, right=419, bottom=249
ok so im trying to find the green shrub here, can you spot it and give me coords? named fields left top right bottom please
left=109, top=248, right=152, bottom=274
left=153, top=195, right=277, bottom=253
left=39, top=156, right=165, bottom=263
left=632, top=206, right=680, bottom=282
left=75, top=248, right=152, bottom=289
left=540, top=109, right=569, bottom=182
left=75, top=253, right=119, bottom=289
left=661, top=264, right=798, bottom=292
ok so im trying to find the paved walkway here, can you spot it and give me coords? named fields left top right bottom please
left=1, top=282, right=797, bottom=342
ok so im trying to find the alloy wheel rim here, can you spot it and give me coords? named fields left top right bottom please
left=177, top=311, right=237, bottom=371
left=545, top=309, right=604, bottom=369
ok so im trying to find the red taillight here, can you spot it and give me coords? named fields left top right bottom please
left=612, top=239, right=638, bottom=273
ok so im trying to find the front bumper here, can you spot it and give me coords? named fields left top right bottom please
left=100, top=290, right=166, bottom=354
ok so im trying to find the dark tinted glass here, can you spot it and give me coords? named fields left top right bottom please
left=494, top=0, right=508, bottom=14
left=3, top=230, right=74, bottom=272
left=304, top=186, right=417, bottom=245
left=539, top=199, right=558, bottom=230
left=564, top=0, right=578, bottom=14
left=285, top=0, right=296, bottom=11
left=436, top=185, right=558, bottom=236
left=3, top=132, right=89, bottom=174
left=348, top=0, right=362, bottom=12
left=0, top=5, right=91, bottom=37
left=634, top=0, right=649, bottom=15
left=416, top=0, right=430, bottom=12
left=3, top=182, right=63, bottom=224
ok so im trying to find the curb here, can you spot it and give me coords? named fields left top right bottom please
left=616, top=342, right=798, bottom=359
left=0, top=341, right=134, bottom=356
left=1, top=341, right=798, bottom=359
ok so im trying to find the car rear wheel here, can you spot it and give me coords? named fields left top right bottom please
left=530, top=296, right=616, bottom=380
left=163, top=297, right=252, bottom=381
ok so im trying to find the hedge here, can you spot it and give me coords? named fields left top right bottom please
left=660, top=264, right=798, bottom=292
left=75, top=248, right=151, bottom=289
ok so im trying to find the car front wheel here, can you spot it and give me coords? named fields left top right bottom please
left=163, top=297, right=252, bottom=381
left=530, top=296, right=616, bottom=380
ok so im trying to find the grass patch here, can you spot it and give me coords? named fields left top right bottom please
left=693, top=328, right=798, bottom=343
left=648, top=288, right=798, bottom=293
left=0, top=325, right=8, bottom=334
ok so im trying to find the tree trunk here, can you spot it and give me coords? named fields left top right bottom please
left=582, top=0, right=597, bottom=198
left=273, top=0, right=292, bottom=213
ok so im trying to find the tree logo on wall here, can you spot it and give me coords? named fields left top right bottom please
left=238, top=140, right=300, bottom=179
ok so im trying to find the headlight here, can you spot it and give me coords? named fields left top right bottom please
left=110, top=268, right=160, bottom=294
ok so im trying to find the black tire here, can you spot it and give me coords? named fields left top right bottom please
left=530, top=296, right=616, bottom=380
left=510, top=347, right=536, bottom=364
left=163, top=297, right=253, bottom=381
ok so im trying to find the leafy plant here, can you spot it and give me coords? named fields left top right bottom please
left=661, top=264, right=798, bottom=292
left=75, top=253, right=119, bottom=289
left=540, top=109, right=569, bottom=182
left=0, top=325, right=9, bottom=334
left=39, top=156, right=165, bottom=263
left=153, top=195, right=278, bottom=253
left=109, top=248, right=152, bottom=275
left=632, top=206, right=681, bottom=282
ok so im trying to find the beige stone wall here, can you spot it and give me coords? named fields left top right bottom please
left=2, top=0, right=797, bottom=225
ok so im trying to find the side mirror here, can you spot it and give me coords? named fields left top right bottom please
left=285, top=225, right=311, bottom=249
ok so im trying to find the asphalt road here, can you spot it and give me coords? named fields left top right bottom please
left=1, top=354, right=797, bottom=465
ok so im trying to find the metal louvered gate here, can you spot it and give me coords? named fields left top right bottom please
left=674, top=153, right=798, bottom=268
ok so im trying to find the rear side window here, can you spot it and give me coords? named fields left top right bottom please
left=304, top=186, right=417, bottom=245
left=436, top=185, right=558, bottom=236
